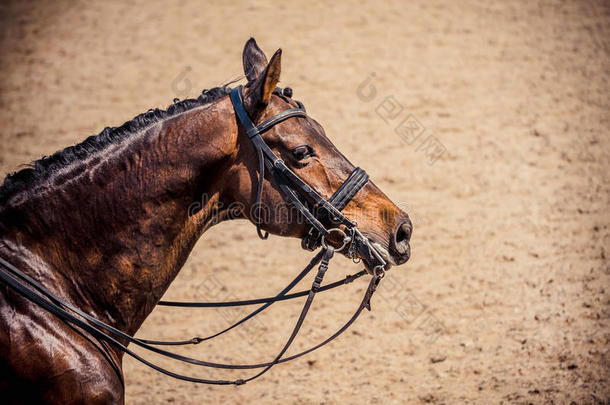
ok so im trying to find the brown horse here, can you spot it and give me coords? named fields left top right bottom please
left=0, top=39, right=411, bottom=404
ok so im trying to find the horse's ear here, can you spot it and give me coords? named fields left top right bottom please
left=245, top=49, right=282, bottom=110
left=242, top=38, right=268, bottom=83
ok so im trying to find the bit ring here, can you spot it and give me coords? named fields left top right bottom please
left=321, top=228, right=351, bottom=252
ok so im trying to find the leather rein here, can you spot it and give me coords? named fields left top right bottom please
left=0, top=86, right=388, bottom=385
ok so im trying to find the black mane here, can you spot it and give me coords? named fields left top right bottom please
left=0, top=86, right=232, bottom=205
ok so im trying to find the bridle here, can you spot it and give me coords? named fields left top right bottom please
left=230, top=85, right=388, bottom=272
left=0, top=86, right=389, bottom=386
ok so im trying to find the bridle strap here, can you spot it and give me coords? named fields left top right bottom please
left=254, top=146, right=268, bottom=239
left=329, top=167, right=369, bottom=212
left=250, top=106, right=308, bottom=137
left=156, top=271, right=366, bottom=308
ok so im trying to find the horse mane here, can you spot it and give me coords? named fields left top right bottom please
left=0, top=85, right=233, bottom=205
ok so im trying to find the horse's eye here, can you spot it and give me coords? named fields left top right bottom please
left=291, top=145, right=314, bottom=161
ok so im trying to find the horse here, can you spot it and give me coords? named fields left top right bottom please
left=0, top=38, right=411, bottom=404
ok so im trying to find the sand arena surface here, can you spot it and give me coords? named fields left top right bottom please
left=0, top=0, right=609, bottom=403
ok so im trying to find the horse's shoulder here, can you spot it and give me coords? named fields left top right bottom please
left=0, top=286, right=124, bottom=404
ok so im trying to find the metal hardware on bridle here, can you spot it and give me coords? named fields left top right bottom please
left=0, top=85, right=390, bottom=386
left=320, top=228, right=351, bottom=252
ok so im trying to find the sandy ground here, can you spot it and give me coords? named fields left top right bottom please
left=1, top=0, right=609, bottom=403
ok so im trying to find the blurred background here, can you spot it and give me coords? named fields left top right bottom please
left=0, top=0, right=608, bottom=403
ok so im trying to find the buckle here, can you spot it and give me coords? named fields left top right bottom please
left=273, top=159, right=285, bottom=169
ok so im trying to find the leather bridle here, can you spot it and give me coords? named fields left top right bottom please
left=0, top=86, right=389, bottom=386
left=230, top=85, right=388, bottom=271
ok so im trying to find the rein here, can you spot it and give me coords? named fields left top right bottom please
left=0, top=248, right=380, bottom=385
left=0, top=86, right=389, bottom=385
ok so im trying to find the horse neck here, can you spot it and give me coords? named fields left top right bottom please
left=0, top=96, right=239, bottom=336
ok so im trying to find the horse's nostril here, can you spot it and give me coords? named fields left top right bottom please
left=395, top=222, right=411, bottom=244
left=388, top=221, right=412, bottom=265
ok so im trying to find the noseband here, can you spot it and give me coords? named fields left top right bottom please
left=230, top=85, right=387, bottom=271
left=0, top=86, right=390, bottom=387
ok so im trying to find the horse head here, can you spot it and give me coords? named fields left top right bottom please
left=224, top=39, right=412, bottom=272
